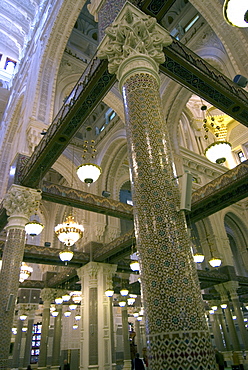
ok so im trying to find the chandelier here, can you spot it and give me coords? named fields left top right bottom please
left=205, top=141, right=232, bottom=164
left=193, top=252, right=205, bottom=263
left=19, top=262, right=33, bottom=282
left=76, top=137, right=102, bottom=185
left=25, top=220, right=44, bottom=236
left=201, top=106, right=232, bottom=164
left=223, top=0, right=248, bottom=28
left=55, top=215, right=84, bottom=246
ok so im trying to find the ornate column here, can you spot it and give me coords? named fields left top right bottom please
left=216, top=307, right=232, bottom=351
left=215, top=284, right=240, bottom=351
left=77, top=262, right=117, bottom=370
left=225, top=281, right=248, bottom=350
left=209, top=311, right=225, bottom=351
left=0, top=185, right=42, bottom=369
left=51, top=304, right=63, bottom=368
left=121, top=306, right=131, bottom=370
left=38, top=288, right=56, bottom=369
left=23, top=304, right=38, bottom=368
left=98, top=3, right=216, bottom=369
left=135, top=320, right=142, bottom=356
left=11, top=313, right=24, bottom=368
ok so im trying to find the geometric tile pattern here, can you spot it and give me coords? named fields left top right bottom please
left=0, top=228, right=26, bottom=369
left=122, top=72, right=216, bottom=368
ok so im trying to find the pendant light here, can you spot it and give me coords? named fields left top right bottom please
left=223, top=0, right=248, bottom=28
left=25, top=197, right=44, bottom=236
left=76, top=128, right=102, bottom=185
left=19, top=262, right=33, bottom=282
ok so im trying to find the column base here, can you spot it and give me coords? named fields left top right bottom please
left=122, top=359, right=132, bottom=370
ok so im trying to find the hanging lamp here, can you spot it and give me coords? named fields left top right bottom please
left=204, top=142, right=232, bottom=164
left=76, top=135, right=102, bottom=185
left=19, top=262, right=33, bottom=282
left=223, top=0, right=248, bottom=28
left=25, top=220, right=44, bottom=236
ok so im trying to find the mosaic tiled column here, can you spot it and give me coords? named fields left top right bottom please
left=225, top=281, right=248, bottom=349
left=23, top=305, right=38, bottom=368
left=38, top=288, right=56, bottom=369
left=77, top=262, right=117, bottom=370
left=98, top=3, right=216, bottom=369
left=0, top=185, right=42, bottom=369
left=52, top=304, right=62, bottom=367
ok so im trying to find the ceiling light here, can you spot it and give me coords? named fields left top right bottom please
left=75, top=315, right=81, bottom=321
left=55, top=215, right=84, bottom=247
left=209, top=257, right=222, bottom=268
left=77, top=163, right=102, bottom=184
left=105, top=288, right=114, bottom=297
left=119, top=301, right=126, bottom=307
left=128, top=298, right=135, bottom=305
left=130, top=260, right=140, bottom=272
left=205, top=141, right=232, bottom=164
left=120, top=288, right=129, bottom=296
left=59, top=249, right=74, bottom=264
left=223, top=0, right=248, bottom=28
left=20, top=314, right=27, bottom=321
left=209, top=310, right=215, bottom=315
left=22, top=327, right=28, bottom=332
left=51, top=311, right=59, bottom=317
left=62, top=293, right=71, bottom=302
left=137, top=316, right=142, bottom=321
left=55, top=297, right=63, bottom=304
left=19, top=262, right=33, bottom=283
left=221, top=304, right=227, bottom=309
left=12, top=327, right=17, bottom=334
left=133, top=312, right=139, bottom=318
left=64, top=311, right=71, bottom=317
left=193, top=253, right=205, bottom=263
left=69, top=304, right=77, bottom=310
left=72, top=293, right=82, bottom=304
left=211, top=306, right=218, bottom=311
left=25, top=220, right=44, bottom=236
left=73, top=324, right=78, bottom=329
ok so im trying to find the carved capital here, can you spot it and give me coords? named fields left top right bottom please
left=97, top=2, right=172, bottom=80
left=3, top=185, right=42, bottom=227
left=223, top=281, right=239, bottom=299
left=40, top=288, right=56, bottom=303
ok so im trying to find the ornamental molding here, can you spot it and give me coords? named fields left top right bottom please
left=3, top=184, right=42, bottom=219
left=97, top=2, right=172, bottom=77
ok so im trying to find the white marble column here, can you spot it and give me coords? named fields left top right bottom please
left=77, top=262, right=117, bottom=370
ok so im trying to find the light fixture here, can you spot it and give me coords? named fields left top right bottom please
left=105, top=288, right=114, bottom=297
left=55, top=215, right=84, bottom=247
left=19, top=262, right=33, bottom=283
left=130, top=260, right=140, bottom=272
left=77, top=139, right=101, bottom=185
left=193, top=253, right=205, bottom=263
left=55, top=297, right=63, bottom=304
left=232, top=315, right=237, bottom=320
left=77, top=163, right=102, bottom=184
left=25, top=220, right=44, bottom=236
left=72, top=293, right=82, bottom=304
left=59, top=248, right=74, bottom=264
left=128, top=297, right=135, bottom=305
left=20, top=314, right=27, bottom=321
left=22, top=327, right=28, bottom=332
left=62, top=293, right=71, bottom=302
left=120, top=288, right=129, bottom=296
left=69, top=304, right=77, bottom=310
left=133, top=312, right=139, bottom=318
left=75, top=315, right=81, bottom=321
left=244, top=318, right=248, bottom=322
left=209, top=310, right=215, bottom=315
left=51, top=311, right=59, bottom=317
left=64, top=311, right=71, bottom=317
left=223, top=0, right=248, bottom=28
left=137, top=316, right=142, bottom=321
left=119, top=301, right=126, bottom=307
left=211, top=306, right=218, bottom=311
left=221, top=304, right=227, bottom=309
left=12, top=327, right=17, bottom=334
left=129, top=294, right=137, bottom=299
left=73, top=324, right=78, bottom=329
left=209, top=257, right=222, bottom=268
left=204, top=141, right=232, bottom=164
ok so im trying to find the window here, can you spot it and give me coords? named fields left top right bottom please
left=237, top=150, right=246, bottom=163
left=4, top=58, right=16, bottom=74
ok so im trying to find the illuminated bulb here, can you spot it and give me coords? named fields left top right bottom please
left=133, top=312, right=139, bottom=318
left=129, top=294, right=137, bottom=299
left=209, top=310, right=215, bottom=315
left=137, top=316, right=142, bottom=321
left=232, top=315, right=237, bottom=320
left=20, top=314, right=27, bottom=321
left=128, top=298, right=135, bottom=305
left=69, top=304, right=77, bottom=310
left=223, top=0, right=248, bottom=28
left=193, top=253, right=205, bottom=263
left=22, top=327, right=28, bottom=332
left=120, top=288, right=129, bottom=296
left=221, top=304, right=227, bottom=309
left=130, top=260, right=139, bottom=272
left=51, top=311, right=59, bottom=317
left=209, top=257, right=222, bottom=268
left=12, top=328, right=17, bottom=334
left=119, top=301, right=126, bottom=307
left=55, top=297, right=63, bottom=304
left=73, top=324, right=78, bottom=329
left=211, top=306, right=218, bottom=311
left=62, top=294, right=70, bottom=302
left=105, top=288, right=114, bottom=297
left=75, top=315, right=81, bottom=321
left=64, top=311, right=71, bottom=317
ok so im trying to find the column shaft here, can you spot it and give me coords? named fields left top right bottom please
left=52, top=306, right=62, bottom=366
left=12, top=319, right=24, bottom=368
left=224, top=304, right=240, bottom=351
left=23, top=317, right=35, bottom=367
left=217, top=310, right=232, bottom=351
left=122, top=306, right=131, bottom=370
left=38, top=302, right=51, bottom=368
left=231, top=297, right=248, bottom=349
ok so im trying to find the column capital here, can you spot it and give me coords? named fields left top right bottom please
left=97, top=2, right=172, bottom=86
left=3, top=184, right=42, bottom=228
left=40, top=288, right=56, bottom=303
left=214, top=283, right=229, bottom=301
left=224, top=281, right=240, bottom=299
